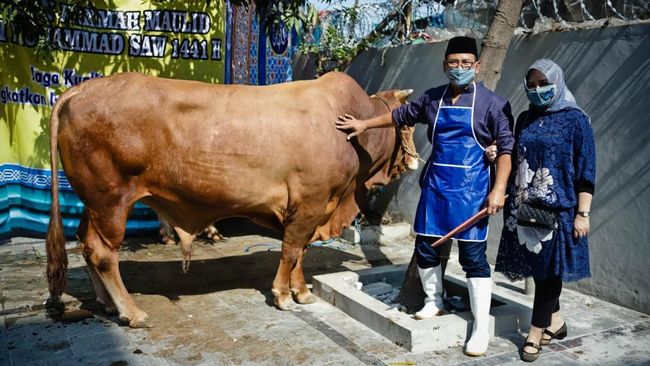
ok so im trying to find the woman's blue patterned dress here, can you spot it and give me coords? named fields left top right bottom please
left=495, top=108, right=596, bottom=282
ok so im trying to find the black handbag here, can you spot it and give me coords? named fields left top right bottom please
left=517, top=202, right=557, bottom=229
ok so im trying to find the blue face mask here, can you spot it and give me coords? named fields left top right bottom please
left=447, top=68, right=475, bottom=87
left=526, top=84, right=556, bottom=108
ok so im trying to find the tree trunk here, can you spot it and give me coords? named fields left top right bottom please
left=478, top=0, right=526, bottom=90
left=397, top=0, right=525, bottom=312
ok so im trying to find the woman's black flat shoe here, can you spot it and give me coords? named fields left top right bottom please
left=521, top=341, right=542, bottom=362
left=540, top=322, right=567, bottom=345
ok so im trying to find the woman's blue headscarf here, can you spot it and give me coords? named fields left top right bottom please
left=525, top=59, right=589, bottom=117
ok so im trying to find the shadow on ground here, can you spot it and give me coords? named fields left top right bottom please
left=64, top=242, right=364, bottom=310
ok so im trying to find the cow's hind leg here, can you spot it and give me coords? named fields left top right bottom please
left=78, top=213, right=117, bottom=314
left=291, top=246, right=316, bottom=304
left=78, top=205, right=149, bottom=327
left=87, top=265, right=118, bottom=314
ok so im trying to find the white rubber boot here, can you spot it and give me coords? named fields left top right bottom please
left=414, top=265, right=444, bottom=319
left=464, top=277, right=492, bottom=356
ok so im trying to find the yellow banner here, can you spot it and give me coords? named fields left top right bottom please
left=1, top=0, right=226, bottom=169
left=0, top=1, right=226, bottom=238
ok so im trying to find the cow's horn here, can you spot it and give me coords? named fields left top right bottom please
left=396, top=89, right=414, bottom=103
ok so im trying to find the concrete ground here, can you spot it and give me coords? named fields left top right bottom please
left=1, top=222, right=649, bottom=366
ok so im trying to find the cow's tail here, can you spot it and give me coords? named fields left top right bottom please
left=45, top=91, right=76, bottom=316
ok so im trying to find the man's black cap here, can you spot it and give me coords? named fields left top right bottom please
left=445, top=36, right=478, bottom=57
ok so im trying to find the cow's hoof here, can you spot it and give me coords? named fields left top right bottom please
left=129, top=318, right=152, bottom=328
left=119, top=311, right=150, bottom=328
left=273, top=294, right=295, bottom=311
left=293, top=290, right=317, bottom=305
left=45, top=296, right=65, bottom=318
left=209, top=233, right=225, bottom=241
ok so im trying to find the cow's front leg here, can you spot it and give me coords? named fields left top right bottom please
left=204, top=225, right=224, bottom=241
left=272, top=241, right=302, bottom=310
left=158, top=214, right=177, bottom=245
left=290, top=246, right=316, bottom=304
left=273, top=206, right=321, bottom=310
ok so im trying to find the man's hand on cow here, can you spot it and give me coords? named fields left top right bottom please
left=485, top=141, right=498, bottom=163
left=486, top=189, right=505, bottom=215
left=336, top=114, right=367, bottom=141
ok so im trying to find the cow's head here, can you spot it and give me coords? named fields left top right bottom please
left=370, top=89, right=420, bottom=177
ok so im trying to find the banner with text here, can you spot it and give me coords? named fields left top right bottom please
left=0, top=1, right=226, bottom=240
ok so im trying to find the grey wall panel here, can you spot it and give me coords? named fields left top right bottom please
left=495, top=24, right=650, bottom=315
left=293, top=23, right=650, bottom=313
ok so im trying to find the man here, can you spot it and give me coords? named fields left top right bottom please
left=336, top=36, right=514, bottom=356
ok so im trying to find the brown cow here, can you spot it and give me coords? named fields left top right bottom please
left=46, top=71, right=418, bottom=327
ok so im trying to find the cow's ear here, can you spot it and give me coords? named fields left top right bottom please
left=395, top=89, right=414, bottom=103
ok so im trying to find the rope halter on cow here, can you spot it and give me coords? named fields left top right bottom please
left=370, top=94, right=424, bottom=165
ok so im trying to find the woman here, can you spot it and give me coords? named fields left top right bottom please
left=494, top=59, right=596, bottom=362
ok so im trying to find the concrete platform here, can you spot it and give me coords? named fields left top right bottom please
left=313, top=264, right=532, bottom=352
left=1, top=227, right=649, bottom=365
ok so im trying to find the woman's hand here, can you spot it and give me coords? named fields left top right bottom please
left=573, top=216, right=590, bottom=238
left=485, top=142, right=497, bottom=163
left=336, top=114, right=367, bottom=141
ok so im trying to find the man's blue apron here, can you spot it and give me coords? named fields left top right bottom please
left=414, top=83, right=490, bottom=241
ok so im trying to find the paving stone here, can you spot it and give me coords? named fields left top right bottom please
left=8, top=334, right=73, bottom=365
left=0, top=235, right=648, bottom=365
left=0, top=327, right=10, bottom=366
left=68, top=327, right=133, bottom=357
left=0, top=352, right=10, bottom=366
left=46, top=350, right=168, bottom=366
left=468, top=351, right=584, bottom=366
